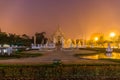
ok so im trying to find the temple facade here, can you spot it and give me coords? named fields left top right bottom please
left=52, top=26, right=83, bottom=48
left=52, top=26, right=65, bottom=45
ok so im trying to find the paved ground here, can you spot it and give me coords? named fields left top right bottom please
left=0, top=49, right=118, bottom=64
left=0, top=49, right=77, bottom=64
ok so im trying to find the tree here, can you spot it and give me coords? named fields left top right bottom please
left=8, top=33, right=21, bottom=45
left=35, top=32, right=48, bottom=45
left=21, top=34, right=31, bottom=46
left=97, top=35, right=105, bottom=47
left=116, top=35, right=120, bottom=48
left=0, top=32, right=8, bottom=44
left=87, top=40, right=94, bottom=46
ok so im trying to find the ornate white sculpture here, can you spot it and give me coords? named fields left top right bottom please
left=106, top=43, right=113, bottom=53
left=61, top=37, right=64, bottom=48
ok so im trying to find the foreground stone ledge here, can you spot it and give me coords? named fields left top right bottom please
left=1, top=76, right=120, bottom=80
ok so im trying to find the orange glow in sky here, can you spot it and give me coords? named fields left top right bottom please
left=0, top=0, right=120, bottom=39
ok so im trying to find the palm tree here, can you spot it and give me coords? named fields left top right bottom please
left=0, top=32, right=8, bottom=45
left=35, top=32, right=47, bottom=45
left=21, top=34, right=31, bottom=46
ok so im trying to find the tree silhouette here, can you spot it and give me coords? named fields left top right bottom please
left=35, top=32, right=48, bottom=45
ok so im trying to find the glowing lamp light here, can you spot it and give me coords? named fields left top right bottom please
left=95, top=37, right=98, bottom=41
left=110, top=32, right=116, bottom=38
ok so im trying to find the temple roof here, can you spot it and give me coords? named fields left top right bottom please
left=52, top=26, right=65, bottom=39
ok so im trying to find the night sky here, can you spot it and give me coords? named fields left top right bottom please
left=0, top=0, right=120, bottom=39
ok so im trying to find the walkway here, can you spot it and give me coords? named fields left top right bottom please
left=0, top=49, right=117, bottom=64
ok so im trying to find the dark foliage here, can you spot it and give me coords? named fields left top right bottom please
left=0, top=64, right=120, bottom=79
left=35, top=32, right=48, bottom=45
left=0, top=32, right=31, bottom=46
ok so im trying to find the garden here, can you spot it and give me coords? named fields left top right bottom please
left=0, top=64, right=120, bottom=80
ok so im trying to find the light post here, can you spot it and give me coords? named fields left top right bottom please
left=110, top=32, right=116, bottom=48
left=94, top=37, right=98, bottom=47
left=110, top=32, right=116, bottom=38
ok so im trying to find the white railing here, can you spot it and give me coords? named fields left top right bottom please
left=0, top=47, right=13, bottom=55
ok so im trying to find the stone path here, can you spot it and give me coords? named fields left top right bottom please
left=0, top=49, right=118, bottom=64
left=0, top=49, right=79, bottom=64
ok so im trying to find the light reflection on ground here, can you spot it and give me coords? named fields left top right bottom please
left=80, top=52, right=120, bottom=59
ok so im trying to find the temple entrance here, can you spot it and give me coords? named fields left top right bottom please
left=56, top=36, right=62, bottom=50
left=56, top=36, right=62, bottom=45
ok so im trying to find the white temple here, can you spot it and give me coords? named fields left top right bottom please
left=52, top=26, right=82, bottom=48
left=32, top=25, right=83, bottom=50
left=52, top=26, right=65, bottom=45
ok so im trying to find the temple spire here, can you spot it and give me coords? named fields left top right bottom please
left=52, top=24, right=65, bottom=44
left=56, top=24, right=62, bottom=32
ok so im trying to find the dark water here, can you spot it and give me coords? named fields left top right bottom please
left=80, top=52, right=120, bottom=59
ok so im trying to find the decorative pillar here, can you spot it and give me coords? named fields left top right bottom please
left=34, top=34, right=36, bottom=46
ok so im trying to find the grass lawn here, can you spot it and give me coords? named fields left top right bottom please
left=74, top=48, right=100, bottom=56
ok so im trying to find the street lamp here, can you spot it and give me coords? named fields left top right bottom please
left=110, top=32, right=116, bottom=38
left=94, top=37, right=98, bottom=41
left=94, top=37, right=98, bottom=46
left=110, top=32, right=116, bottom=48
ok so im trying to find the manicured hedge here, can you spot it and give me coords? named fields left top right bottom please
left=0, top=64, right=120, bottom=79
